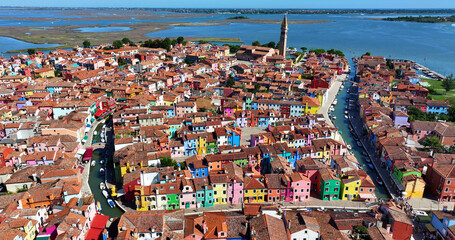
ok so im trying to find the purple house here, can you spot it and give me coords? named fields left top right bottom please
left=392, top=111, right=409, bottom=128
left=290, top=172, right=311, bottom=201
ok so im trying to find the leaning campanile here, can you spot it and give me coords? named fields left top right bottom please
left=279, top=14, right=288, bottom=58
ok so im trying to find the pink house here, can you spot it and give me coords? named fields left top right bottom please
left=170, top=140, right=185, bottom=158
left=290, top=172, right=311, bottom=201
left=180, top=179, right=197, bottom=209
left=296, top=157, right=321, bottom=193
left=225, top=163, right=244, bottom=204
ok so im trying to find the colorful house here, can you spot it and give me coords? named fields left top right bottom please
left=210, top=173, right=229, bottom=205
left=340, top=174, right=361, bottom=201
left=193, top=177, right=214, bottom=208
left=243, top=177, right=266, bottom=203
left=318, top=168, right=340, bottom=201
left=290, top=172, right=311, bottom=202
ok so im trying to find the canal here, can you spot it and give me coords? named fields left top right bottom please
left=88, top=121, right=124, bottom=218
left=331, top=61, right=390, bottom=201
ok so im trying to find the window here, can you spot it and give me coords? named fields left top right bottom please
left=345, top=187, right=349, bottom=191
left=448, top=180, right=452, bottom=185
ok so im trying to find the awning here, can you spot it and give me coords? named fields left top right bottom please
left=359, top=193, right=376, bottom=200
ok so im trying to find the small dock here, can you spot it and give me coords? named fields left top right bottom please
left=414, top=63, right=447, bottom=80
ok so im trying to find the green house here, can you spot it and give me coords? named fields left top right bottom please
left=319, top=168, right=341, bottom=201
left=393, top=162, right=421, bottom=183
left=164, top=182, right=181, bottom=210
left=193, top=177, right=214, bottom=208
left=206, top=140, right=218, bottom=154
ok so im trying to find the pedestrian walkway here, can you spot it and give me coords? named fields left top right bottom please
left=320, top=74, right=347, bottom=128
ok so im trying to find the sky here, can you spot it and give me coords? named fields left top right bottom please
left=6, top=0, right=455, bottom=9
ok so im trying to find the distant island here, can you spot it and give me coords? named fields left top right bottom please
left=383, top=15, right=455, bottom=23
left=227, top=16, right=249, bottom=20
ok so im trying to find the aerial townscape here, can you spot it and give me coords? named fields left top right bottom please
left=1, top=1, right=455, bottom=240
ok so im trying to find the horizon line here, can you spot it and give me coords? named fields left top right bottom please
left=2, top=6, right=455, bottom=10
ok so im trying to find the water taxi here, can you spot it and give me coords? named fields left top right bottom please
left=100, top=182, right=106, bottom=190
left=99, top=168, right=105, bottom=176
left=347, top=145, right=352, bottom=150
left=376, top=177, right=384, bottom=186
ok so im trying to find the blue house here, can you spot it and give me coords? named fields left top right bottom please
left=166, top=108, right=175, bottom=118
left=184, top=134, right=198, bottom=156
left=430, top=211, right=455, bottom=237
left=186, top=155, right=209, bottom=178
left=257, top=116, right=269, bottom=127
left=427, top=100, right=450, bottom=115
left=226, top=128, right=241, bottom=147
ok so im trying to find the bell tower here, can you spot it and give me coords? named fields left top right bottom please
left=279, top=14, right=288, bottom=58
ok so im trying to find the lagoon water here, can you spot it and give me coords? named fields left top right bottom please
left=0, top=8, right=454, bottom=74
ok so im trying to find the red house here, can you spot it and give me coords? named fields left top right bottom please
left=426, top=161, right=455, bottom=202
left=122, top=170, right=140, bottom=202
left=389, top=208, right=414, bottom=240
left=309, top=79, right=329, bottom=89
left=0, top=147, right=14, bottom=168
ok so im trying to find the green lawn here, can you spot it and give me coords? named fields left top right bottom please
left=424, top=78, right=455, bottom=105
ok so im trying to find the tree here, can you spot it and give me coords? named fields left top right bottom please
left=54, top=69, right=62, bottom=77
left=113, top=40, right=124, bottom=49
left=121, top=37, right=133, bottom=45
left=253, top=83, right=261, bottom=93
left=300, top=47, right=307, bottom=53
left=386, top=59, right=394, bottom=70
left=309, top=49, right=325, bottom=55
left=82, top=40, right=91, bottom=48
left=226, top=78, right=236, bottom=87
left=160, top=156, right=179, bottom=169
left=162, top=38, right=172, bottom=51
left=363, top=52, right=371, bottom=56
left=252, top=41, right=261, bottom=46
left=442, top=74, right=455, bottom=94
left=266, top=41, right=276, bottom=48
left=27, top=49, right=36, bottom=55
left=423, top=136, right=443, bottom=149
left=177, top=36, right=184, bottom=44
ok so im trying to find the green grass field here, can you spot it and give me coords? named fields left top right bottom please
left=424, top=78, right=455, bottom=105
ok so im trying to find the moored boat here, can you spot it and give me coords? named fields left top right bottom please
left=96, top=201, right=102, bottom=211
left=99, top=168, right=105, bottom=176
left=107, top=199, right=115, bottom=208
left=100, top=182, right=106, bottom=190
left=102, top=190, right=109, bottom=198
left=376, top=177, right=384, bottom=186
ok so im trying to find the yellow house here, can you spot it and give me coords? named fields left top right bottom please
left=302, top=97, right=320, bottom=115
left=340, top=175, right=362, bottom=201
left=1, top=109, right=12, bottom=120
left=210, top=175, right=228, bottom=205
left=121, top=162, right=136, bottom=177
left=243, top=178, right=266, bottom=203
left=197, top=134, right=207, bottom=155
left=34, top=68, right=55, bottom=78
left=403, top=175, right=425, bottom=198
left=380, top=92, right=392, bottom=106
left=0, top=218, right=37, bottom=240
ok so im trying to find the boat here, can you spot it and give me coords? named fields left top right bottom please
left=91, top=160, right=95, bottom=167
left=365, top=157, right=371, bottom=163
left=96, top=201, right=102, bottom=212
left=362, top=151, right=368, bottom=156
left=99, top=168, right=105, bottom=176
left=347, top=145, right=352, bottom=150
left=344, top=111, right=348, bottom=114
left=376, top=177, right=384, bottom=186
left=368, top=164, right=374, bottom=170
left=107, top=199, right=115, bottom=208
left=332, top=100, right=338, bottom=105
left=102, top=190, right=109, bottom=198
left=332, top=116, right=336, bottom=120
left=100, top=182, right=106, bottom=190
left=344, top=115, right=348, bottom=119
left=100, top=159, right=105, bottom=165
left=356, top=141, right=362, bottom=147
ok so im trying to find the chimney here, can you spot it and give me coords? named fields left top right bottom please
left=202, top=220, right=207, bottom=234
left=287, top=220, right=291, bottom=230
left=386, top=224, right=391, bottom=233
left=32, top=173, right=37, bottom=182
